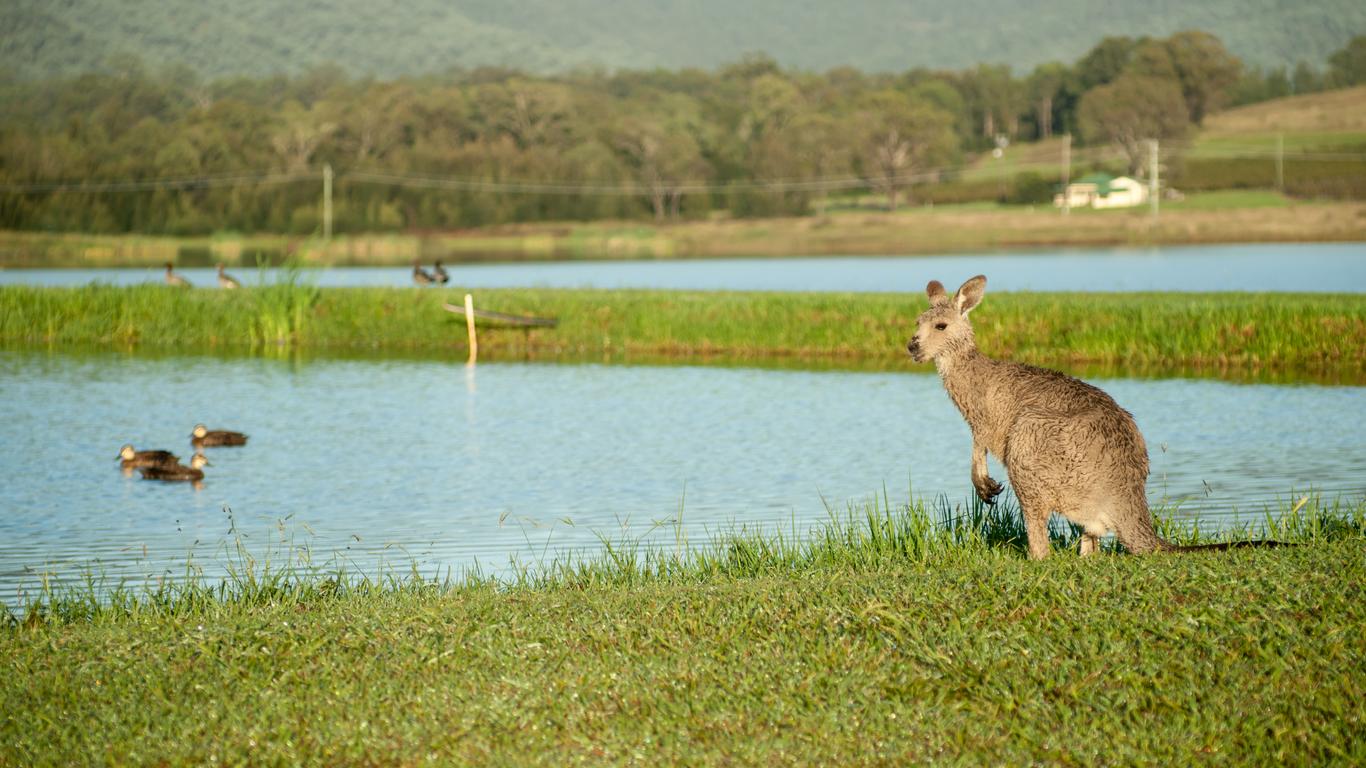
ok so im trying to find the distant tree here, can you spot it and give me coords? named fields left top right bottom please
left=1078, top=74, right=1189, bottom=174
left=1076, top=36, right=1138, bottom=90
left=1025, top=62, right=1072, bottom=139
left=614, top=117, right=708, bottom=220
left=855, top=91, right=957, bottom=210
left=1128, top=39, right=1179, bottom=80
left=1291, top=61, right=1323, bottom=94
left=958, top=64, right=1024, bottom=141
left=782, top=111, right=857, bottom=209
left=739, top=73, right=803, bottom=142
left=720, top=53, right=782, bottom=83
left=332, top=82, right=415, bottom=163
left=1229, top=67, right=1292, bottom=107
left=1161, top=31, right=1242, bottom=124
left=1327, top=35, right=1366, bottom=87
left=270, top=101, right=337, bottom=173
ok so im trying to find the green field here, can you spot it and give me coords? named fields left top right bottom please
left=4, top=493, right=1363, bottom=765
left=2, top=284, right=1363, bottom=383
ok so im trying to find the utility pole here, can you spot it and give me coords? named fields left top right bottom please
left=1275, top=133, right=1284, bottom=193
left=322, top=163, right=333, bottom=240
left=1061, top=133, right=1072, bottom=215
left=1148, top=139, right=1159, bottom=219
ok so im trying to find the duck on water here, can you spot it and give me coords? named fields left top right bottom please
left=191, top=424, right=249, bottom=448
left=139, top=452, right=210, bottom=482
left=117, top=444, right=180, bottom=470
left=217, top=264, right=241, bottom=289
left=164, top=262, right=191, bottom=288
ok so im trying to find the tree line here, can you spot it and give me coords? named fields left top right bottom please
left=1, top=31, right=1362, bottom=235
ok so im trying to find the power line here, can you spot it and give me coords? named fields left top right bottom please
left=1, top=146, right=1361, bottom=196
left=0, top=171, right=316, bottom=193
left=347, top=168, right=946, bottom=195
left=0, top=166, right=953, bottom=197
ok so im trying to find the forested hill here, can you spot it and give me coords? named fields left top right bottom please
left=2, top=0, right=1363, bottom=79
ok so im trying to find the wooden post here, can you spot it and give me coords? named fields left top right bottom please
left=1275, top=133, right=1284, bottom=193
left=464, top=293, right=477, bottom=366
left=1061, top=133, right=1071, bottom=216
left=323, top=164, right=333, bottom=240
left=1148, top=139, right=1159, bottom=219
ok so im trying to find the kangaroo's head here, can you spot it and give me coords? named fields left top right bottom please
left=907, top=275, right=986, bottom=363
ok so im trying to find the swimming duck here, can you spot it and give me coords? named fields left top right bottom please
left=140, top=452, right=210, bottom=482
left=217, top=263, right=241, bottom=289
left=433, top=260, right=450, bottom=284
left=412, top=260, right=435, bottom=286
left=191, top=424, right=249, bottom=447
left=117, top=444, right=181, bottom=470
left=164, top=262, right=192, bottom=288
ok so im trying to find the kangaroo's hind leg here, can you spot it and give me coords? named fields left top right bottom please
left=1078, top=534, right=1101, bottom=556
left=1011, top=485, right=1053, bottom=560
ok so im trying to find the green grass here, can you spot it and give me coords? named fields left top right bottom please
left=3, top=493, right=1363, bottom=765
left=2, top=285, right=1363, bottom=383
left=1162, top=190, right=1296, bottom=210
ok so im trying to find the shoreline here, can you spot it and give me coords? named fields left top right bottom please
left=2, top=197, right=1364, bottom=268
left=4, top=495, right=1363, bottom=764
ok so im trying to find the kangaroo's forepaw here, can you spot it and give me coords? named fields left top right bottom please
left=975, top=477, right=1004, bottom=505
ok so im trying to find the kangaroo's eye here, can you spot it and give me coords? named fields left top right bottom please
left=934, top=322, right=948, bottom=331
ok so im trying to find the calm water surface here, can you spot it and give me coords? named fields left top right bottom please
left=1, top=349, right=1363, bottom=607
left=3, top=243, right=1364, bottom=292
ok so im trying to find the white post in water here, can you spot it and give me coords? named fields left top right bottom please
left=464, top=293, right=478, bottom=366
left=323, top=163, right=333, bottom=240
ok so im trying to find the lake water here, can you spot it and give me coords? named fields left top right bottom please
left=2, top=349, right=1362, bottom=608
left=3, top=242, right=1364, bottom=292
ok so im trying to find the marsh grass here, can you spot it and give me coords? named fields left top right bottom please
left=2, top=286, right=1363, bottom=381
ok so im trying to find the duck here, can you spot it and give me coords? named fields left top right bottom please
left=117, top=444, right=181, bottom=470
left=191, top=424, right=249, bottom=447
left=217, top=263, right=241, bottom=289
left=140, top=452, right=210, bottom=482
left=412, top=260, right=435, bottom=286
left=164, top=262, right=192, bottom=288
left=433, top=260, right=450, bottom=284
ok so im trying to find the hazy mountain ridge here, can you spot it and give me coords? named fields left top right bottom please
left=2, top=0, right=1363, bottom=79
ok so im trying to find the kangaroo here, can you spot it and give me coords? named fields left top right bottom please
left=907, top=274, right=1281, bottom=559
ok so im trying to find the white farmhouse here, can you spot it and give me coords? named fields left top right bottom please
left=1054, top=173, right=1148, bottom=209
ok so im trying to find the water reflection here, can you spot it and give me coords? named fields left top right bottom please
left=1, top=348, right=1363, bottom=606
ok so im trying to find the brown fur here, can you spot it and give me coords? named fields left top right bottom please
left=908, top=275, right=1173, bottom=558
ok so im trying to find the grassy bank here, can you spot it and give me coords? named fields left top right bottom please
left=1, top=196, right=1364, bottom=267
left=2, top=285, right=1363, bottom=382
left=4, top=494, right=1364, bottom=765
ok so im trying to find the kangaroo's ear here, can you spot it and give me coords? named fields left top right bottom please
left=926, top=280, right=948, bottom=305
left=954, top=275, right=987, bottom=315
